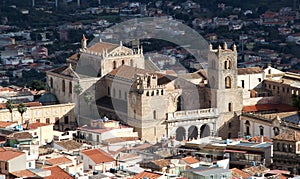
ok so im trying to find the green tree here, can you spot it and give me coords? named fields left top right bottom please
left=30, top=80, right=45, bottom=91
left=6, top=100, right=14, bottom=122
left=17, top=103, right=27, bottom=124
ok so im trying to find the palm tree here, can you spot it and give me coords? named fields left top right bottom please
left=74, top=83, right=83, bottom=126
left=84, top=91, right=94, bottom=116
left=6, top=100, right=14, bottom=122
left=17, top=103, right=27, bottom=124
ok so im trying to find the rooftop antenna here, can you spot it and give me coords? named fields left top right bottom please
left=32, top=0, right=35, bottom=7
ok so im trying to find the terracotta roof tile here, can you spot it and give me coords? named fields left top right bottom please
left=0, top=121, right=17, bottom=128
left=249, top=136, right=272, bottom=143
left=238, top=67, right=264, bottom=75
left=44, top=165, right=73, bottom=179
left=46, top=156, right=72, bottom=165
left=81, top=148, right=115, bottom=164
left=87, top=42, right=118, bottom=53
left=181, top=156, right=200, bottom=164
left=132, top=171, right=162, bottom=179
left=7, top=132, right=32, bottom=139
left=242, top=104, right=296, bottom=113
left=28, top=122, right=51, bottom=129
left=273, top=129, right=300, bottom=141
left=55, top=140, right=82, bottom=151
left=10, top=169, right=36, bottom=178
left=0, top=148, right=24, bottom=161
left=230, top=168, right=250, bottom=179
left=107, top=65, right=153, bottom=81
left=242, top=166, right=270, bottom=176
left=150, top=159, right=172, bottom=168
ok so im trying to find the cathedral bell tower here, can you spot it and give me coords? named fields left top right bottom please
left=207, top=43, right=243, bottom=138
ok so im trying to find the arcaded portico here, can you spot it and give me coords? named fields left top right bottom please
left=166, top=108, right=219, bottom=141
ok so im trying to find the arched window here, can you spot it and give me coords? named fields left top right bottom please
left=259, top=125, right=264, bottom=136
left=69, top=81, right=72, bottom=94
left=119, top=90, right=121, bottom=98
left=156, top=90, right=159, bottom=95
left=153, top=110, right=156, bottom=119
left=245, top=120, right=250, bottom=136
left=224, top=60, right=231, bottom=69
left=122, top=60, right=125, bottom=65
left=113, top=88, right=116, bottom=97
left=161, top=90, right=163, bottom=95
left=113, top=61, right=116, bottom=69
left=50, top=78, right=53, bottom=88
left=225, top=76, right=231, bottom=89
left=124, top=92, right=127, bottom=100
left=62, top=80, right=65, bottom=92
left=228, top=102, right=232, bottom=112
left=146, top=91, right=149, bottom=96
left=151, top=91, right=154, bottom=96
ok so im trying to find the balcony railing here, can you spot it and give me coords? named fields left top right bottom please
left=167, top=108, right=218, bottom=122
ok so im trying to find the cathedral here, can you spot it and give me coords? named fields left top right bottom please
left=46, top=36, right=271, bottom=143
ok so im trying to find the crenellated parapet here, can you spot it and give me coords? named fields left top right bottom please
left=209, top=42, right=237, bottom=56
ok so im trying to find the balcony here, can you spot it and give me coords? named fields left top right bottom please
left=167, top=108, right=219, bottom=122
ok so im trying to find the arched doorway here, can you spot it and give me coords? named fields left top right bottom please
left=188, top=125, right=198, bottom=140
left=176, top=127, right=186, bottom=141
left=200, top=124, right=210, bottom=138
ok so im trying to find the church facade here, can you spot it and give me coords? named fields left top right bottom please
left=46, top=37, right=258, bottom=143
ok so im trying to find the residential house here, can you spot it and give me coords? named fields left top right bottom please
left=53, top=140, right=83, bottom=155
left=139, top=159, right=176, bottom=175
left=80, top=148, right=115, bottom=172
left=25, top=123, right=54, bottom=146
left=0, top=148, right=26, bottom=178
left=132, top=171, right=164, bottom=179
left=181, top=166, right=232, bottom=179
left=179, top=156, right=200, bottom=168
left=272, top=130, right=300, bottom=175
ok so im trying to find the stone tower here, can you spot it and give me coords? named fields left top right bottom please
left=207, top=43, right=243, bottom=138
left=128, top=73, right=168, bottom=143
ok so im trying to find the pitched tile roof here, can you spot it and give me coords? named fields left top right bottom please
left=55, top=140, right=82, bottom=151
left=230, top=168, right=250, bottom=179
left=242, top=104, right=296, bottom=113
left=87, top=42, right=118, bottom=53
left=132, top=171, right=162, bottom=179
left=181, top=156, right=200, bottom=164
left=151, top=159, right=172, bottom=168
left=46, top=156, right=72, bottom=165
left=28, top=122, right=51, bottom=129
left=242, top=166, right=270, bottom=176
left=44, top=165, right=73, bottom=179
left=107, top=65, right=153, bottom=81
left=10, top=169, right=36, bottom=178
left=249, top=136, right=272, bottom=143
left=7, top=132, right=33, bottom=139
left=238, top=67, right=264, bottom=75
left=273, top=129, right=300, bottom=141
left=0, top=121, right=17, bottom=128
left=0, top=148, right=24, bottom=161
left=81, top=148, right=115, bottom=164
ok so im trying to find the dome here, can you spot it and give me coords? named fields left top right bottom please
left=38, top=93, right=58, bottom=105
